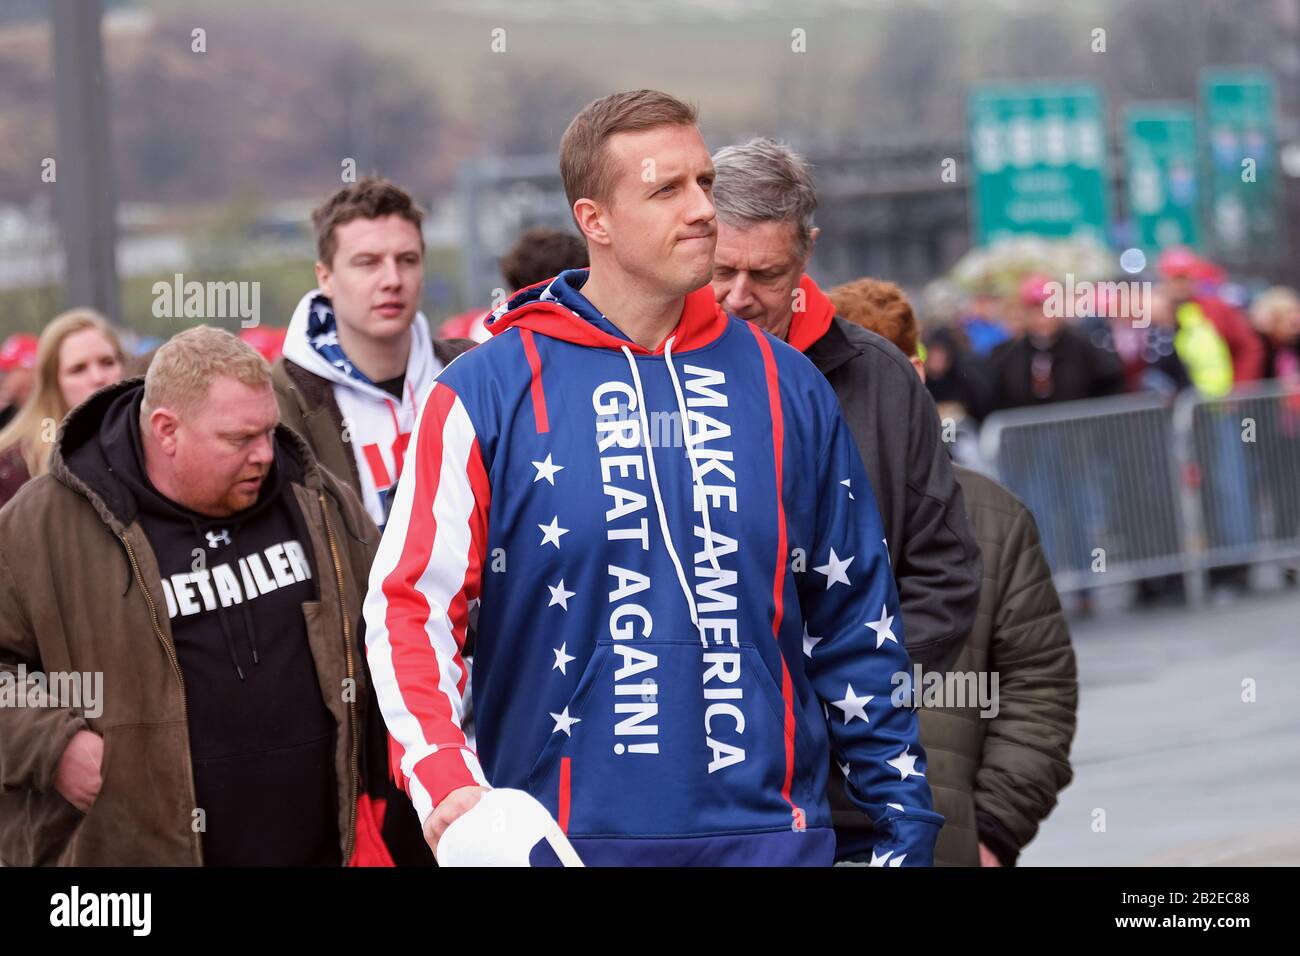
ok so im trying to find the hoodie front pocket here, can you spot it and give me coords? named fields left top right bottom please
left=741, top=642, right=820, bottom=763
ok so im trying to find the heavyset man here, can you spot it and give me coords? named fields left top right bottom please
left=0, top=327, right=399, bottom=865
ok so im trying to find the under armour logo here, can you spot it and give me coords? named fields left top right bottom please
left=206, top=529, right=231, bottom=548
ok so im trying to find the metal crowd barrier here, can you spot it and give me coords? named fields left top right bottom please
left=1174, top=381, right=1300, bottom=600
left=977, top=382, right=1300, bottom=598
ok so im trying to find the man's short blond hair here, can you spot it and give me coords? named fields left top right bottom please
left=559, top=89, right=698, bottom=213
left=143, top=325, right=271, bottom=419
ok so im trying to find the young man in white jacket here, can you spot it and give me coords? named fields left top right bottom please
left=273, top=177, right=472, bottom=867
left=273, top=177, right=472, bottom=532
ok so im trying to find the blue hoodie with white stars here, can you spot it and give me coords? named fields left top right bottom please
left=363, top=270, right=943, bottom=866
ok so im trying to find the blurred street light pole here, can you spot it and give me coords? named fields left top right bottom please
left=51, top=0, right=119, bottom=323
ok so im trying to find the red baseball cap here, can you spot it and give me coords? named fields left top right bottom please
left=1157, top=247, right=1199, bottom=279
left=1156, top=246, right=1224, bottom=282
left=0, top=333, right=38, bottom=372
left=239, top=326, right=288, bottom=362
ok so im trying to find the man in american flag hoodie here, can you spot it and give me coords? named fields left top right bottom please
left=364, top=90, right=943, bottom=866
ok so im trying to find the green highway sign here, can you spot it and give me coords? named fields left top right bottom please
left=968, top=83, right=1112, bottom=245
left=1125, top=105, right=1200, bottom=253
left=1199, top=69, right=1278, bottom=261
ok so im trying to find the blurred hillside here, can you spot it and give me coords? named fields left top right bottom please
left=2, top=0, right=1289, bottom=207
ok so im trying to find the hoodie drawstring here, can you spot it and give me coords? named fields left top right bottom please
left=621, top=344, right=704, bottom=645
left=238, top=597, right=261, bottom=667
left=620, top=340, right=725, bottom=649
left=189, top=516, right=249, bottom=681
left=187, top=515, right=264, bottom=681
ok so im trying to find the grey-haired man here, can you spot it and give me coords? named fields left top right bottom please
left=710, top=138, right=981, bottom=861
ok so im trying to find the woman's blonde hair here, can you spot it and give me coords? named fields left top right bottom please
left=1250, top=286, right=1300, bottom=335
left=0, top=308, right=125, bottom=477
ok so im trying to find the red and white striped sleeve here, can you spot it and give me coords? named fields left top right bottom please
left=363, top=381, right=492, bottom=825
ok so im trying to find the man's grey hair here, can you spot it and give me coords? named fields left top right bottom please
left=711, top=137, right=818, bottom=255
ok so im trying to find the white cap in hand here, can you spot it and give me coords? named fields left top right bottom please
left=435, top=788, right=584, bottom=867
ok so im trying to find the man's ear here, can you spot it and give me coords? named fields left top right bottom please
left=909, top=355, right=927, bottom=384
left=803, top=226, right=820, bottom=270
left=150, top=407, right=181, bottom=454
left=573, top=199, right=611, bottom=248
left=314, top=260, right=333, bottom=297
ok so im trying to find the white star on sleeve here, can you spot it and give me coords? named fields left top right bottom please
left=887, top=853, right=906, bottom=867
left=549, top=707, right=581, bottom=736
left=865, top=604, right=899, bottom=649
left=532, top=453, right=564, bottom=485
left=839, top=478, right=855, bottom=500
left=830, top=684, right=874, bottom=724
left=802, top=621, right=822, bottom=658
left=538, top=516, right=569, bottom=548
left=547, top=579, right=575, bottom=610
left=552, top=643, right=575, bottom=675
left=886, top=746, right=924, bottom=780
left=812, top=547, right=854, bottom=589
left=869, top=848, right=892, bottom=867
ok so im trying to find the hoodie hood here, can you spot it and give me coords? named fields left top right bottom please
left=485, top=269, right=728, bottom=354
left=51, top=375, right=372, bottom=590
left=283, top=289, right=441, bottom=399
left=96, top=386, right=293, bottom=532
left=784, top=274, right=837, bottom=353
left=54, top=377, right=315, bottom=532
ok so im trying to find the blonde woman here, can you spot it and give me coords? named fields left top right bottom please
left=1251, top=286, right=1300, bottom=381
left=0, top=309, right=125, bottom=507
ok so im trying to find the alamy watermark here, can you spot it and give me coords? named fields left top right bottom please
left=1042, top=272, right=1152, bottom=328
left=0, top=664, right=103, bottom=719
left=891, top=664, right=1000, bottom=718
left=596, top=406, right=686, bottom=449
left=151, top=273, right=261, bottom=327
left=50, top=886, right=151, bottom=936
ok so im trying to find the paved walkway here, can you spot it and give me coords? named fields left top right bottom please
left=1021, top=582, right=1300, bottom=866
